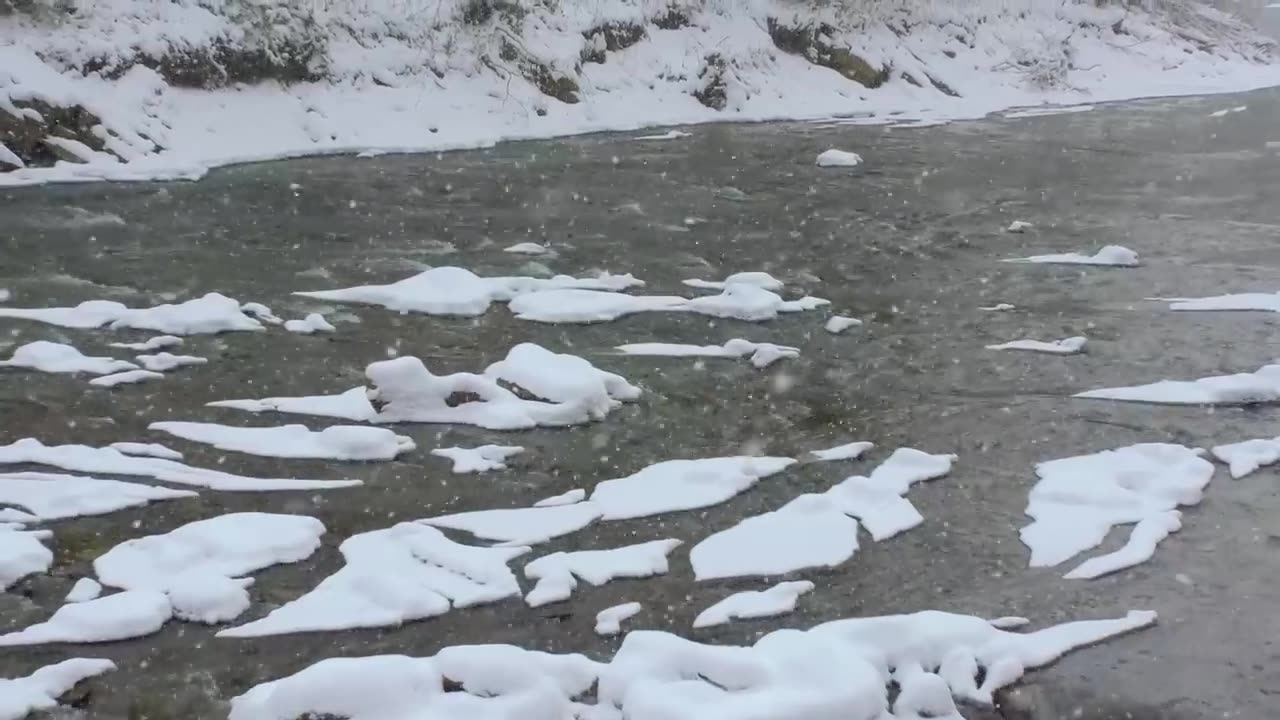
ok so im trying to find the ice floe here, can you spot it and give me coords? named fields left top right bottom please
left=616, top=339, right=799, bottom=368
left=0, top=590, right=173, bottom=645
left=503, top=242, right=552, bottom=255
left=589, top=456, right=796, bottom=521
left=682, top=272, right=784, bottom=292
left=0, top=525, right=52, bottom=590
left=1209, top=105, right=1248, bottom=117
left=0, top=341, right=136, bottom=375
left=0, top=293, right=265, bottom=334
left=1002, top=245, right=1139, bottom=267
left=0, top=658, right=115, bottom=719
left=980, top=303, right=1016, bottom=311
left=693, top=580, right=815, bottom=629
left=634, top=129, right=691, bottom=140
left=986, top=336, right=1086, bottom=355
left=510, top=285, right=829, bottom=324
left=283, top=313, right=336, bottom=334
left=596, top=602, right=643, bottom=636
left=150, top=422, right=414, bottom=461
left=524, top=539, right=681, bottom=607
left=815, top=149, right=864, bottom=167
left=431, top=445, right=523, bottom=473
left=65, top=578, right=103, bottom=603
left=220, top=523, right=528, bottom=637
left=294, top=266, right=642, bottom=316
left=1158, top=291, right=1280, bottom=313
left=210, top=386, right=378, bottom=422
left=534, top=488, right=586, bottom=507
left=136, top=352, right=207, bottom=371
left=824, top=315, right=862, bottom=334
left=0, top=439, right=360, bottom=491
left=89, top=369, right=164, bottom=387
left=109, top=335, right=182, bottom=351
left=1211, top=437, right=1280, bottom=479
left=1019, top=443, right=1214, bottom=580
left=421, top=502, right=604, bottom=546
left=809, top=441, right=874, bottom=462
left=1006, top=220, right=1034, bottom=233
left=1075, top=363, right=1280, bottom=405
left=0, top=471, right=194, bottom=523
left=109, top=442, right=183, bottom=460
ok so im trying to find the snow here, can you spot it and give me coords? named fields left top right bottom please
left=617, top=339, right=799, bottom=368
left=220, top=523, right=529, bottom=637
left=523, top=539, right=682, bottom=607
left=0, top=341, right=136, bottom=375
left=824, top=316, right=862, bottom=334
left=109, top=335, right=182, bottom=351
left=0, top=589, right=173, bottom=645
left=683, top=272, right=784, bottom=292
left=503, top=242, right=552, bottom=255
left=0, top=471, right=194, bottom=523
left=89, top=369, right=164, bottom=387
left=815, top=149, right=864, bottom=167
left=0, top=658, right=115, bottom=720
left=93, top=513, right=325, bottom=623
left=0, top=438, right=361, bottom=491
left=227, top=608, right=1155, bottom=720
left=589, top=456, right=796, bottom=521
left=534, top=488, right=586, bottom=507
left=294, top=266, right=642, bottom=317
left=65, top=578, right=102, bottom=603
left=431, top=445, right=524, bottom=473
left=1002, top=245, right=1139, bottom=267
left=150, top=421, right=415, bottom=461
left=1208, top=104, right=1248, bottom=117
left=1006, top=220, right=1034, bottom=232
left=986, top=336, right=1086, bottom=354
left=684, top=284, right=831, bottom=321
left=485, top=342, right=641, bottom=408
left=634, top=130, right=691, bottom=141
left=136, top=351, right=207, bottom=371
left=0, top=293, right=264, bottom=334
left=1075, top=363, right=1280, bottom=405
left=284, top=313, right=336, bottom=334
left=0, top=289, right=8, bottom=302
left=980, top=303, right=1016, bottom=311
left=1004, top=104, right=1094, bottom=118
left=596, top=602, right=643, bottom=636
left=209, top=386, right=378, bottom=422
left=693, top=580, right=815, bottom=629
left=511, top=285, right=829, bottom=324
left=109, top=442, right=183, bottom=460
left=422, top=502, right=604, bottom=546
left=1158, top=291, right=1280, bottom=313
left=1211, top=437, right=1280, bottom=479
left=809, top=441, right=875, bottom=462
left=0, top=525, right=52, bottom=590
left=241, top=303, right=282, bottom=325
left=1020, top=443, right=1214, bottom=580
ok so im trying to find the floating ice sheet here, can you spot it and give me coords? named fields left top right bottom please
left=1075, top=363, right=1280, bottom=405
left=210, top=386, right=377, bottom=422
left=150, top=422, right=414, bottom=461
left=511, top=285, right=829, bottom=324
left=1211, top=436, right=1280, bottom=479
left=1002, top=245, right=1138, bottom=266
left=693, top=580, right=815, bottom=628
left=109, top=442, right=183, bottom=460
left=809, top=441, right=874, bottom=462
left=616, top=339, right=799, bottom=368
left=815, top=149, right=863, bottom=167
left=524, top=539, right=681, bottom=607
left=0, top=525, right=52, bottom=590
left=0, top=293, right=264, bottom=334
left=109, top=335, right=182, bottom=351
left=534, top=488, right=586, bottom=507
left=503, top=242, right=551, bottom=255
left=431, top=445, right=523, bottom=473
left=421, top=502, right=603, bottom=546
left=986, top=336, right=1086, bottom=355
left=824, top=315, right=862, bottom=334
left=0, top=658, right=115, bottom=719
left=589, top=456, right=796, bottom=521
left=1157, top=291, right=1280, bottom=313
left=0, top=471, right=194, bottom=523
left=0, top=341, right=136, bottom=375
left=682, top=272, right=784, bottom=292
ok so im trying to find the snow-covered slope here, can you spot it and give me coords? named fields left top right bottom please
left=1, top=0, right=1275, bottom=185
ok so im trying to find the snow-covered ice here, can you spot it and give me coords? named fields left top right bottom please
left=283, top=313, right=336, bottom=334
left=524, top=539, right=681, bottom=607
left=109, top=335, right=182, bottom=351
left=150, top=422, right=414, bottom=461
left=1006, top=220, right=1034, bottom=233
left=824, top=315, right=862, bottom=334
left=682, top=272, right=783, bottom=292
left=986, top=336, right=1086, bottom=355
left=617, top=339, right=799, bottom=369
left=693, top=580, right=815, bottom=629
left=484, top=342, right=641, bottom=409
left=980, top=303, right=1016, bottom=311
left=0, top=471, right=194, bottom=523
left=240, top=302, right=282, bottom=325
left=683, top=284, right=831, bottom=322
left=209, top=386, right=377, bottom=422
left=0, top=658, right=115, bottom=720
left=1209, top=105, right=1248, bottom=117
left=0, top=438, right=360, bottom=491
left=65, top=578, right=102, bottom=603
left=1211, top=437, right=1280, bottom=479
left=0, top=289, right=8, bottom=303
left=510, top=289, right=686, bottom=323
left=1020, top=443, right=1214, bottom=580
left=0, top=589, right=173, bottom=645
left=431, top=445, right=523, bottom=473
left=503, top=242, right=552, bottom=255
left=109, top=442, right=182, bottom=460
left=0, top=525, right=52, bottom=590
left=0, top=293, right=264, bottom=334
left=1075, top=363, right=1280, bottom=405
left=422, top=502, right=604, bottom=546
left=534, top=488, right=586, bottom=507
left=1002, top=245, right=1139, bottom=267
left=634, top=130, right=691, bottom=141
left=589, top=456, right=796, bottom=521
left=809, top=441, right=874, bottom=462
left=1158, top=291, right=1280, bottom=313
left=220, top=523, right=528, bottom=637
left=596, top=602, right=643, bottom=636
left=136, top=352, right=207, bottom=371
left=815, top=149, right=863, bottom=167
left=88, top=369, right=164, bottom=387
left=0, top=341, right=136, bottom=375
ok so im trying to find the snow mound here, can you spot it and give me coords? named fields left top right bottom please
left=617, top=339, right=799, bottom=368
left=136, top=352, right=206, bottom=371
left=524, top=539, right=682, bottom=607
left=0, top=293, right=264, bottom=334
left=0, top=524, right=52, bottom=590
left=109, top=335, right=182, bottom=351
left=693, top=580, right=815, bottom=629
left=1002, top=245, right=1139, bottom=267
left=431, top=445, right=523, bottom=473
left=150, top=421, right=414, bottom=461
left=596, top=602, right=643, bottom=636
left=511, top=285, right=829, bottom=324
left=0, top=341, right=136, bottom=375
left=1211, top=437, right=1280, bottom=479
left=0, top=658, right=115, bottom=719
left=986, top=336, right=1086, bottom=355
left=589, top=456, right=796, bottom=521
left=1020, top=443, right=1214, bottom=580
left=0, top=471, right=194, bottom=523
left=1075, top=363, right=1280, bottom=405
left=816, top=149, right=863, bottom=167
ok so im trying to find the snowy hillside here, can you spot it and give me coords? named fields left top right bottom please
left=1, top=0, right=1276, bottom=185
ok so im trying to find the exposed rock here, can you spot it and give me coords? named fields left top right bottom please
left=767, top=18, right=890, bottom=88
left=581, top=22, right=646, bottom=64
left=653, top=6, right=692, bottom=30
left=694, top=53, right=728, bottom=110
left=498, top=39, right=580, bottom=104
left=0, top=98, right=109, bottom=169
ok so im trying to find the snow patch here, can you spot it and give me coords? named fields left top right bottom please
left=0, top=293, right=264, bottom=334
left=534, top=488, right=586, bottom=507
left=0, top=658, right=115, bottom=720
left=693, top=580, right=815, bottom=629
left=986, top=336, right=1086, bottom=355
left=0, top=471, right=194, bottom=523
left=524, top=539, right=681, bottom=607
left=1211, top=437, right=1280, bottom=479
left=284, top=313, right=336, bottom=334
left=815, top=149, right=863, bottom=167
left=150, top=422, right=414, bottom=461
left=617, top=339, right=799, bottom=369
left=0, top=524, right=52, bottom=590
left=683, top=272, right=784, bottom=292
left=809, top=441, right=874, bottom=462
left=89, top=369, right=164, bottom=387
left=431, top=445, right=524, bottom=474
left=422, top=502, right=604, bottom=546
left=1158, top=291, right=1280, bottom=313
left=596, top=602, right=643, bottom=636
left=0, top=341, right=136, bottom=375
left=1076, top=363, right=1280, bottom=405
left=0, top=589, right=173, bottom=645
left=109, top=335, right=182, bottom=351
left=503, top=242, right=552, bottom=255
left=1002, top=245, right=1139, bottom=267
left=109, top=442, right=183, bottom=460
left=824, top=315, right=862, bottom=334
left=589, top=456, right=796, bottom=521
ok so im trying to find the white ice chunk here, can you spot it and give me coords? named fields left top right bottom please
left=1020, top=443, right=1214, bottom=579
left=0, top=658, right=115, bottom=720
left=691, top=494, right=860, bottom=580
left=0, top=590, right=173, bottom=645
left=294, top=266, right=642, bottom=317
left=241, top=303, right=282, bottom=325
left=1209, top=105, right=1248, bottom=117
left=65, top=578, right=102, bottom=603
left=210, top=386, right=378, bottom=422
left=109, top=442, right=183, bottom=461
left=510, top=289, right=687, bottom=323
left=220, top=523, right=528, bottom=637
left=816, top=149, right=863, bottom=167
left=0, top=438, right=360, bottom=492
left=980, top=303, right=1016, bottom=311
left=484, top=342, right=641, bottom=409
left=1076, top=363, right=1280, bottom=405
left=422, top=502, right=603, bottom=545
left=589, top=456, right=796, bottom=521
left=284, top=313, right=336, bottom=334
left=524, top=539, right=681, bottom=607
left=533, top=488, right=586, bottom=507
left=1007, top=220, right=1034, bottom=233
left=809, top=441, right=874, bottom=462
left=986, top=336, right=1086, bottom=355
left=683, top=272, right=784, bottom=292
left=693, top=580, right=815, bottom=628
left=617, top=339, right=799, bottom=368
left=431, top=445, right=523, bottom=473
left=0, top=341, right=137, bottom=375
left=136, top=352, right=207, bottom=371
left=0, top=471, right=194, bottom=523
left=1002, top=245, right=1139, bottom=267
left=89, top=369, right=164, bottom=387
left=503, top=242, right=551, bottom=255
left=596, top=602, right=643, bottom=636
left=150, top=422, right=414, bottom=461
left=1211, top=436, right=1280, bottom=479
left=824, top=315, right=862, bottom=334
left=109, top=335, right=182, bottom=351
left=0, top=525, right=52, bottom=590
left=634, top=129, right=691, bottom=140
left=683, top=284, right=830, bottom=322
left=1158, top=291, right=1280, bottom=313
left=0, top=293, right=264, bottom=334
